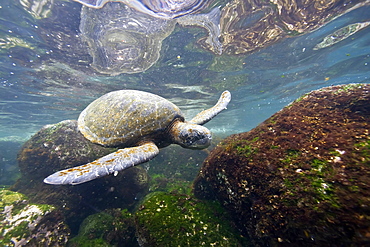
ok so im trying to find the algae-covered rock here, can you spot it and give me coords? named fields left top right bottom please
left=149, top=174, right=193, bottom=195
left=13, top=164, right=148, bottom=234
left=14, top=120, right=149, bottom=234
left=17, top=120, right=116, bottom=181
left=0, top=188, right=70, bottom=246
left=68, top=208, right=138, bottom=247
left=194, top=84, right=370, bottom=246
left=135, top=192, right=248, bottom=246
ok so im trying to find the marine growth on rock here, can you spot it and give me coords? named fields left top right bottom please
left=194, top=83, right=370, bottom=246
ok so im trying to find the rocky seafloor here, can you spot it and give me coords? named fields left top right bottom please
left=194, top=83, right=370, bottom=246
left=1, top=83, right=369, bottom=246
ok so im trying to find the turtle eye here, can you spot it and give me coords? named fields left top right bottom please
left=174, top=123, right=211, bottom=149
left=181, top=128, right=211, bottom=149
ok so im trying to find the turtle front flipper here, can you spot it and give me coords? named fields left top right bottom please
left=43, top=142, right=159, bottom=185
left=189, top=90, right=231, bottom=125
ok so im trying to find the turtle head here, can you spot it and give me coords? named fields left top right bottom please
left=171, top=122, right=211, bottom=149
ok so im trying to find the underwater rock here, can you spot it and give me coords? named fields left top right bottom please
left=68, top=208, right=139, bottom=246
left=17, top=120, right=115, bottom=181
left=14, top=120, right=149, bottom=234
left=0, top=188, right=70, bottom=246
left=135, top=192, right=248, bottom=246
left=194, top=84, right=370, bottom=246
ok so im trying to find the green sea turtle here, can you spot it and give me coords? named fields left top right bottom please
left=44, top=89, right=231, bottom=185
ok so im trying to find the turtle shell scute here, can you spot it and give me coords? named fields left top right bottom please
left=78, top=90, right=183, bottom=147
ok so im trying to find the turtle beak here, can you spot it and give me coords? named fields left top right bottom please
left=188, top=131, right=212, bottom=149
left=176, top=123, right=212, bottom=149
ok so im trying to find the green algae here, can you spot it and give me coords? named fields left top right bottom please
left=149, top=174, right=193, bottom=195
left=0, top=189, right=59, bottom=246
left=78, top=213, right=114, bottom=238
left=354, top=139, right=370, bottom=163
left=332, top=83, right=365, bottom=94
left=4, top=221, right=29, bottom=243
left=195, top=84, right=370, bottom=245
left=304, top=159, right=339, bottom=209
left=68, top=209, right=138, bottom=247
left=280, top=149, right=300, bottom=165
left=68, top=237, right=110, bottom=247
left=281, top=157, right=340, bottom=210
left=0, top=189, right=26, bottom=210
left=232, top=137, right=259, bottom=160
left=135, top=192, right=248, bottom=246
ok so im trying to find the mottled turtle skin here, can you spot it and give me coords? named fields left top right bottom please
left=44, top=90, right=231, bottom=185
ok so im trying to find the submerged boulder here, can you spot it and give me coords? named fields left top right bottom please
left=0, top=189, right=69, bottom=246
left=134, top=192, right=248, bottom=246
left=194, top=84, right=370, bottom=246
left=17, top=120, right=116, bottom=181
left=68, top=208, right=138, bottom=247
left=14, top=120, right=149, bottom=233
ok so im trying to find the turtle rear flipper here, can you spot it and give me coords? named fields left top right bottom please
left=43, top=142, right=159, bottom=185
